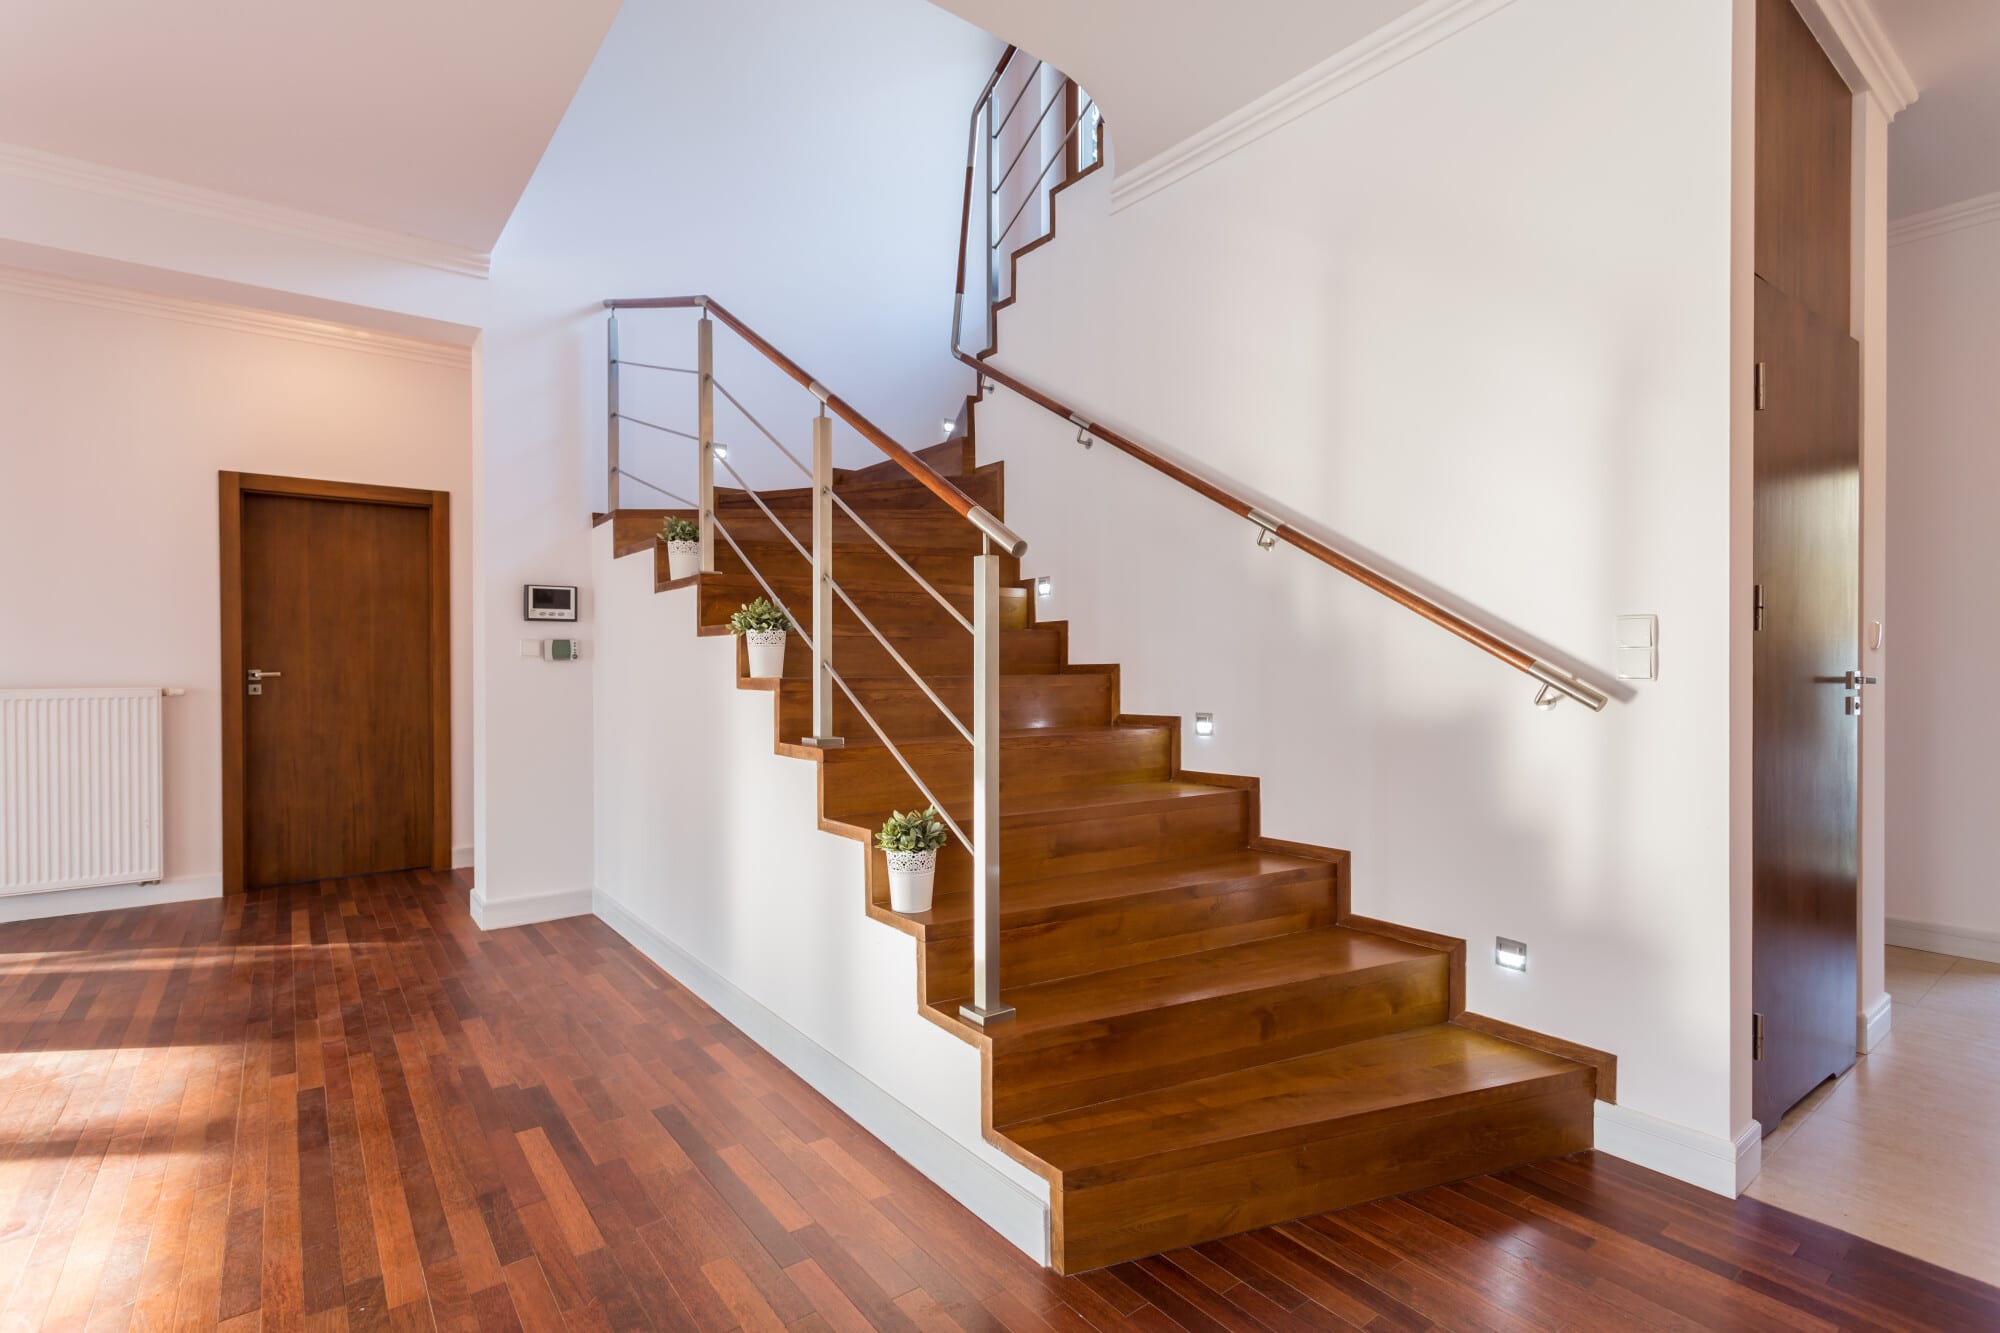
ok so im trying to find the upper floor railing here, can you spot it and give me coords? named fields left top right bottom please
left=950, top=49, right=1608, bottom=714
left=604, top=294, right=1021, bottom=1025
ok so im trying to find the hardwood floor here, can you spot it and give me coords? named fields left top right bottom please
left=3, top=873, right=1995, bottom=1330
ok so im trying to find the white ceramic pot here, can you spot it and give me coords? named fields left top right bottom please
left=744, top=629, right=787, bottom=678
left=885, top=848, right=938, bottom=913
left=666, top=539, right=700, bottom=581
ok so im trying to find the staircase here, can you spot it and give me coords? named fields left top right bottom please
left=597, top=410, right=1599, bottom=1273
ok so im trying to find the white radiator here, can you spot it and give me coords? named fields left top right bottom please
left=1, top=687, right=165, bottom=896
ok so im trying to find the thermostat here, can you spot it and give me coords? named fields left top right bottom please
left=524, top=584, right=578, bottom=621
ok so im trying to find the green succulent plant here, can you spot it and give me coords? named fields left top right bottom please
left=728, top=597, right=792, bottom=635
left=876, top=807, right=949, bottom=853
left=660, top=516, right=699, bottom=543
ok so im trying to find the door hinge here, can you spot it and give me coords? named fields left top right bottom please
left=1752, top=1012, right=1765, bottom=1061
left=1754, top=361, right=1767, bottom=411
left=1753, top=583, right=1765, bottom=632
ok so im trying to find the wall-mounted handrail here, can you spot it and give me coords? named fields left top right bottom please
left=948, top=50, right=1607, bottom=714
left=604, top=295, right=1025, bottom=559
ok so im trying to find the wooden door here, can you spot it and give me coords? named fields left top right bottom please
left=1752, top=279, right=1860, bottom=1127
left=1750, top=0, right=1862, bottom=1129
left=221, top=474, right=450, bottom=891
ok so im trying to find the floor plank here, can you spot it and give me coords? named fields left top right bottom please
left=0, top=870, right=1990, bottom=1330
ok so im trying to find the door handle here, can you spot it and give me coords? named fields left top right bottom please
left=247, top=669, right=283, bottom=681
left=1843, top=671, right=1878, bottom=688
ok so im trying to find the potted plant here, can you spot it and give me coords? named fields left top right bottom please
left=660, top=516, right=700, bottom=581
left=729, top=597, right=791, bottom=678
left=877, top=807, right=948, bottom=913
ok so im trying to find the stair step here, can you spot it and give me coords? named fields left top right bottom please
left=819, top=724, right=1173, bottom=814
left=717, top=540, right=1020, bottom=592
left=844, top=438, right=972, bottom=484
left=845, top=781, right=1251, bottom=888
left=698, top=571, right=1029, bottom=636
left=1009, top=1025, right=1595, bottom=1271
left=776, top=672, right=1113, bottom=743
left=950, top=926, right=1451, bottom=1126
left=916, top=850, right=1338, bottom=994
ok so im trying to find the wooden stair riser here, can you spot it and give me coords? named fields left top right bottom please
left=774, top=673, right=1114, bottom=745
left=851, top=789, right=1251, bottom=897
left=613, top=507, right=691, bottom=557
left=1047, top=1069, right=1593, bottom=1273
left=698, top=573, right=1029, bottom=638
left=845, top=437, right=973, bottom=484
left=715, top=466, right=1006, bottom=555
left=986, top=956, right=1453, bottom=1125
left=918, top=862, right=1339, bottom=1000
left=817, top=726, right=1173, bottom=816
left=716, top=540, right=1021, bottom=592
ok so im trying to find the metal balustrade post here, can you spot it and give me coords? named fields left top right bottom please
left=606, top=312, right=621, bottom=512
left=984, top=99, right=998, bottom=351
left=697, top=314, right=717, bottom=574
left=802, top=409, right=843, bottom=748
left=959, top=547, right=1014, bottom=1027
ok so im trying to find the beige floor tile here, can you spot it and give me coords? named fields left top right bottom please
left=1886, top=944, right=1956, bottom=976
left=1745, top=949, right=2000, bottom=1286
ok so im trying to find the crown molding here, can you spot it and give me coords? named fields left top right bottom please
left=0, top=266, right=473, bottom=370
left=1795, top=0, right=1918, bottom=120
left=1888, top=188, right=2000, bottom=248
left=1109, top=0, right=1520, bottom=212
left=0, top=143, right=491, bottom=278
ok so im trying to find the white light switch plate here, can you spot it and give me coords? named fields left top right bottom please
left=1615, top=615, right=1658, bottom=680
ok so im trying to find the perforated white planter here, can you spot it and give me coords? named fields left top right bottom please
left=744, top=630, right=787, bottom=679
left=885, top=848, right=938, bottom=914
left=666, top=539, right=700, bottom=582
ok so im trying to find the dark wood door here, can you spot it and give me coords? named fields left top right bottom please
left=1751, top=277, right=1860, bottom=1128
left=240, top=492, right=435, bottom=887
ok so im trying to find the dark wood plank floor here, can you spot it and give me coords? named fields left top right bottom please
left=2, top=872, right=1994, bottom=1331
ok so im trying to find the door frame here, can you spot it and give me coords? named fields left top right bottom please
left=218, top=471, right=452, bottom=893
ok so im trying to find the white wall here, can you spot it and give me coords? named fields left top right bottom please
left=1885, top=218, right=2000, bottom=962
left=470, top=0, right=1002, bottom=918
left=589, top=527, right=1050, bottom=1256
left=0, top=270, right=473, bottom=920
left=973, top=0, right=1745, bottom=1160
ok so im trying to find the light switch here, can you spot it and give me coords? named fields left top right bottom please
left=1616, top=615, right=1657, bottom=649
left=519, top=639, right=541, bottom=657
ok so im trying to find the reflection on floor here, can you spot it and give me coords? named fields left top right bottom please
left=1748, top=945, right=2000, bottom=1285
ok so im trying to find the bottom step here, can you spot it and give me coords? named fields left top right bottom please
left=1003, top=1025, right=1595, bottom=1273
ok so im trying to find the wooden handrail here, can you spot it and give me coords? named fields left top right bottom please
left=603, top=295, right=1026, bottom=558
left=949, top=52, right=1604, bottom=711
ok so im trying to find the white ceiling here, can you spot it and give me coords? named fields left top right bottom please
left=1872, top=0, right=2000, bottom=216
left=924, top=0, right=1430, bottom=169
left=0, top=0, right=621, bottom=253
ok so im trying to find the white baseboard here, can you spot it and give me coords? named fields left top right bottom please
left=469, top=885, right=594, bottom=930
left=1593, top=1102, right=1762, bottom=1196
left=452, top=844, right=475, bottom=870
left=1886, top=915, right=2000, bottom=965
left=1859, top=992, right=1893, bottom=1053
left=0, top=872, right=223, bottom=925
left=592, top=891, right=1051, bottom=1263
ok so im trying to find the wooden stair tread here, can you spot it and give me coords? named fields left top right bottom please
left=937, top=926, right=1440, bottom=1038
left=1004, top=1026, right=1589, bottom=1186
left=915, top=850, right=1329, bottom=933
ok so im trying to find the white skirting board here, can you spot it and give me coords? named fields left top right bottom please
left=592, top=891, right=1052, bottom=1263
left=1593, top=1102, right=1762, bottom=1197
left=1859, top=993, right=1893, bottom=1053
left=468, top=885, right=595, bottom=930
left=1886, top=916, right=2000, bottom=966
left=0, top=872, right=220, bottom=925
